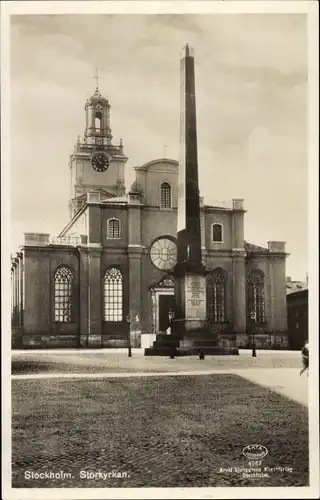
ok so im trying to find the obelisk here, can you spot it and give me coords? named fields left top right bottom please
left=171, top=43, right=210, bottom=345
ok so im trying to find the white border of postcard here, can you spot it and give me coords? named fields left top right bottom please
left=1, top=1, right=319, bottom=499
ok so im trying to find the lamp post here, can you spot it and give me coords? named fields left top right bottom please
left=168, top=309, right=176, bottom=358
left=126, top=313, right=132, bottom=357
left=251, top=310, right=257, bottom=357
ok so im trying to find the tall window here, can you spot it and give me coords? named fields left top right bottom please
left=207, top=268, right=226, bottom=322
left=160, top=182, right=171, bottom=209
left=107, top=218, right=120, bottom=239
left=212, top=223, right=223, bottom=242
left=54, top=266, right=73, bottom=322
left=104, top=267, right=123, bottom=322
left=247, top=270, right=265, bottom=323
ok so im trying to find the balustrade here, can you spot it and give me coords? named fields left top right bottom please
left=49, top=236, right=82, bottom=246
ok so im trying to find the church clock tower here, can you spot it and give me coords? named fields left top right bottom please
left=68, top=72, right=128, bottom=218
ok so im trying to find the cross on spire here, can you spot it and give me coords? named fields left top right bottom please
left=93, top=68, right=102, bottom=91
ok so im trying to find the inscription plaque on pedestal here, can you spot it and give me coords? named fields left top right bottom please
left=185, top=275, right=206, bottom=319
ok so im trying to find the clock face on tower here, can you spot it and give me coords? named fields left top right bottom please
left=91, top=152, right=109, bottom=172
left=149, top=237, right=177, bottom=270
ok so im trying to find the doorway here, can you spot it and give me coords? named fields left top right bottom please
left=158, top=294, right=176, bottom=332
left=150, top=275, right=175, bottom=334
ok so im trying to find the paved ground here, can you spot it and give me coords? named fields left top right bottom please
left=11, top=349, right=308, bottom=406
left=11, top=374, right=309, bottom=488
left=10, top=349, right=309, bottom=488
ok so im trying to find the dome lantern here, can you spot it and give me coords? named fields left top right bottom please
left=84, top=69, right=112, bottom=144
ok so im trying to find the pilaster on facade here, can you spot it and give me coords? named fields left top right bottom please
left=270, top=255, right=288, bottom=333
left=128, top=250, right=142, bottom=346
left=201, top=247, right=207, bottom=266
left=87, top=245, right=103, bottom=347
left=267, top=257, right=275, bottom=332
left=128, top=201, right=142, bottom=248
left=200, top=203, right=206, bottom=250
left=78, top=246, right=89, bottom=347
left=232, top=249, right=246, bottom=334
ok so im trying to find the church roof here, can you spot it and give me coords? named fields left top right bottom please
left=134, top=158, right=178, bottom=171
left=244, top=241, right=269, bottom=253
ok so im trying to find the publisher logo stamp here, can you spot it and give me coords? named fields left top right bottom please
left=243, top=444, right=268, bottom=460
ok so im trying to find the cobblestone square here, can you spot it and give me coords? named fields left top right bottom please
left=12, top=370, right=309, bottom=488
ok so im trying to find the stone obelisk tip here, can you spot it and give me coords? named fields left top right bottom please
left=181, top=43, right=194, bottom=59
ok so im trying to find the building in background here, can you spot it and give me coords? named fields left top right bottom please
left=287, top=287, right=308, bottom=350
left=286, top=275, right=308, bottom=294
left=11, top=82, right=289, bottom=350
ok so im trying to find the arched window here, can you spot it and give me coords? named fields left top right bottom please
left=54, top=266, right=73, bottom=322
left=95, top=111, right=102, bottom=131
left=104, top=267, right=123, bottom=322
left=212, top=223, right=223, bottom=242
left=247, top=270, right=265, bottom=323
left=107, top=218, right=121, bottom=239
left=160, top=182, right=172, bottom=209
left=207, top=268, right=226, bottom=322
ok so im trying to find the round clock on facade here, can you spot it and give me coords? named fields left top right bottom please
left=149, top=237, right=177, bottom=270
left=91, top=152, right=109, bottom=172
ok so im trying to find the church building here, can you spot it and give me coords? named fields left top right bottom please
left=11, top=82, right=289, bottom=350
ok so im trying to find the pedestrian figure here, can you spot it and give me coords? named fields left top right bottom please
left=199, top=351, right=205, bottom=360
left=252, top=341, right=257, bottom=358
left=300, top=341, right=309, bottom=376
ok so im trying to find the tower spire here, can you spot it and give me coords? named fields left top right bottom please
left=93, top=68, right=102, bottom=92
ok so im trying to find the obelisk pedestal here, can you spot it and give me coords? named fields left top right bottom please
left=172, top=271, right=211, bottom=348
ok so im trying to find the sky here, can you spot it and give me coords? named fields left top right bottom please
left=10, top=13, right=308, bottom=280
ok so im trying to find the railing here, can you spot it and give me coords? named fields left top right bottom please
left=49, top=236, right=82, bottom=246
left=86, top=192, right=127, bottom=204
left=209, top=200, right=232, bottom=209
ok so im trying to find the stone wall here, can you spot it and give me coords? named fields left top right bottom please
left=13, top=196, right=288, bottom=349
left=21, top=246, right=80, bottom=348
